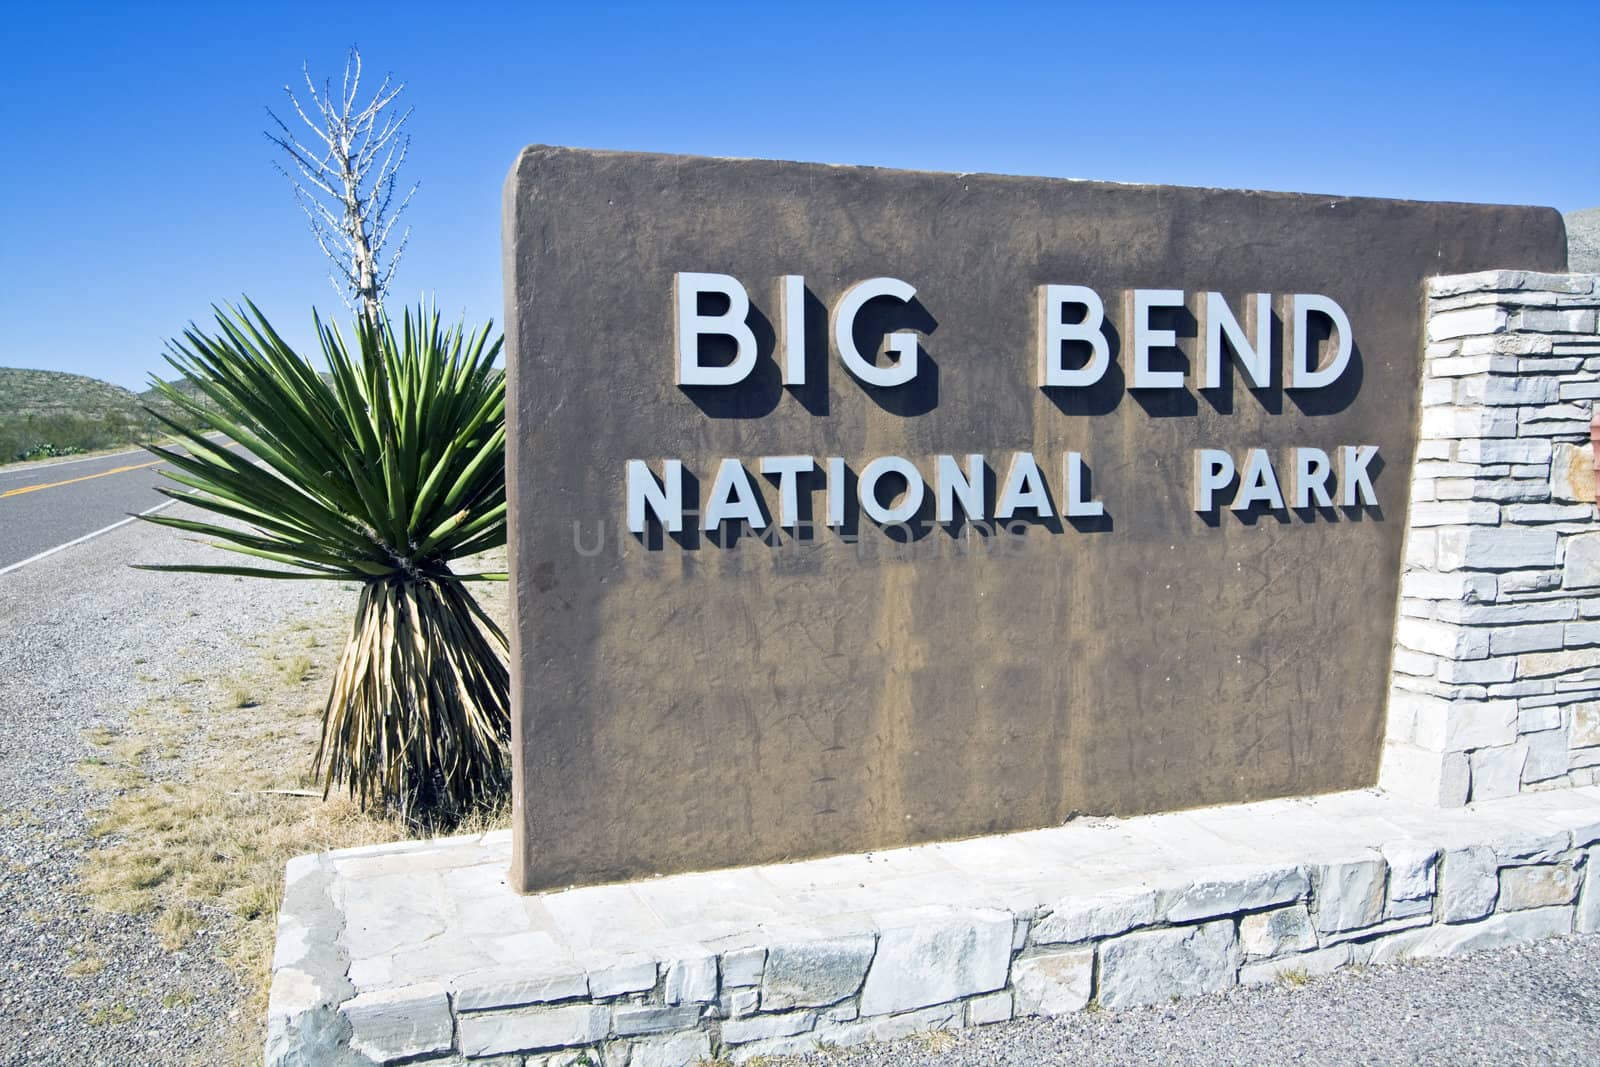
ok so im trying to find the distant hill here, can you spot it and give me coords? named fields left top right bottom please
left=0, top=367, right=146, bottom=420
left=0, top=367, right=199, bottom=464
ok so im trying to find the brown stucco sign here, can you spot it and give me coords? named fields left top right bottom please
left=502, top=146, right=1565, bottom=891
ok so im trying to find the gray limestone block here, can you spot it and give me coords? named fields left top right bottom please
left=1488, top=830, right=1570, bottom=864
left=1313, top=857, right=1388, bottom=934
left=759, top=932, right=877, bottom=1010
left=1566, top=533, right=1600, bottom=589
left=624, top=1030, right=712, bottom=1067
left=1439, top=846, right=1500, bottom=922
left=966, top=990, right=1013, bottom=1026
left=1498, top=862, right=1583, bottom=910
left=1011, top=947, right=1093, bottom=1017
left=720, top=1009, right=816, bottom=1045
left=528, top=1054, right=602, bottom=1067
left=663, top=947, right=718, bottom=1005
left=1382, top=844, right=1439, bottom=904
left=719, top=946, right=766, bottom=989
left=1566, top=209, right=1600, bottom=273
left=1579, top=848, right=1600, bottom=934
left=1428, top=269, right=1594, bottom=297
left=1032, top=887, right=1157, bottom=944
left=1439, top=528, right=1560, bottom=571
left=343, top=983, right=454, bottom=1064
left=587, top=956, right=658, bottom=998
left=1365, top=905, right=1574, bottom=963
left=1579, top=704, right=1600, bottom=749
left=1238, top=944, right=1352, bottom=986
left=458, top=1004, right=609, bottom=1059
left=1523, top=727, right=1573, bottom=784
left=722, top=988, right=759, bottom=1018
left=819, top=1003, right=963, bottom=1051
left=1318, top=912, right=1432, bottom=949
left=455, top=971, right=589, bottom=1013
left=1238, top=904, right=1317, bottom=958
left=1159, top=864, right=1309, bottom=923
left=1550, top=442, right=1596, bottom=503
left=1491, top=623, right=1568, bottom=655
left=611, top=1003, right=703, bottom=1038
left=1470, top=743, right=1529, bottom=800
left=856, top=907, right=1012, bottom=1017
left=1097, top=920, right=1239, bottom=1009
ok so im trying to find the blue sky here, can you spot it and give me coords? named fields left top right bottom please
left=1, top=1, right=1596, bottom=390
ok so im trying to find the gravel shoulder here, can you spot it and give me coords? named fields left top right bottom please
left=0, top=512, right=355, bottom=1065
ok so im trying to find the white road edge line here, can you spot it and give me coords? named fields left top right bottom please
left=0, top=444, right=152, bottom=475
left=0, top=500, right=177, bottom=577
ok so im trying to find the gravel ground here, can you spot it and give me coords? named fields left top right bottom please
left=0, top=511, right=347, bottom=1066
left=774, top=933, right=1600, bottom=1066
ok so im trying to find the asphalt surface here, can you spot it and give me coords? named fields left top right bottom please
left=0, top=440, right=222, bottom=573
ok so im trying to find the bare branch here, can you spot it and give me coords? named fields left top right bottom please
left=266, top=46, right=415, bottom=327
left=283, top=85, right=335, bottom=151
left=267, top=140, right=341, bottom=200
left=372, top=181, right=417, bottom=255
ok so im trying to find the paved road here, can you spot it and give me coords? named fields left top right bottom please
left=0, top=438, right=226, bottom=573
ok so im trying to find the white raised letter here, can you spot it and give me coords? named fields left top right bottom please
left=704, top=458, right=767, bottom=531
left=676, top=272, right=758, bottom=386
left=1062, top=452, right=1103, bottom=517
left=833, top=277, right=919, bottom=387
left=859, top=456, right=924, bottom=524
left=780, top=275, right=806, bottom=385
left=936, top=454, right=986, bottom=522
left=996, top=452, right=1053, bottom=519
left=760, top=455, right=813, bottom=528
left=1204, top=292, right=1271, bottom=389
left=1131, top=289, right=1187, bottom=389
left=626, top=459, right=683, bottom=533
left=1292, top=447, right=1334, bottom=508
left=1038, top=285, right=1110, bottom=387
left=1232, top=448, right=1285, bottom=511
left=1341, top=445, right=1379, bottom=506
left=1289, top=294, right=1353, bottom=390
left=1193, top=449, right=1235, bottom=512
left=826, top=456, right=847, bottom=528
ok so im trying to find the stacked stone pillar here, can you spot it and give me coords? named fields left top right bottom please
left=1381, top=270, right=1600, bottom=805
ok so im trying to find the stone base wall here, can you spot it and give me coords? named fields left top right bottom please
left=1381, top=270, right=1600, bottom=806
left=272, top=798, right=1600, bottom=1067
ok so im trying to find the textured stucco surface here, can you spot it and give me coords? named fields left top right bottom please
left=503, top=146, right=1566, bottom=890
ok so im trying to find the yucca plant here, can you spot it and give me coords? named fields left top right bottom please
left=138, top=300, right=509, bottom=821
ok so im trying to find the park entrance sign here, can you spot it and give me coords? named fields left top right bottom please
left=502, top=146, right=1564, bottom=891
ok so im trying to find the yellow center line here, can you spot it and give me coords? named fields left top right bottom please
left=1, top=440, right=243, bottom=500
left=0, top=459, right=168, bottom=498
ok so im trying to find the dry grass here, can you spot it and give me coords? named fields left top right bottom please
left=85, top=1002, right=137, bottom=1027
left=74, top=555, right=513, bottom=1062
left=64, top=952, right=107, bottom=978
left=1279, top=967, right=1313, bottom=988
